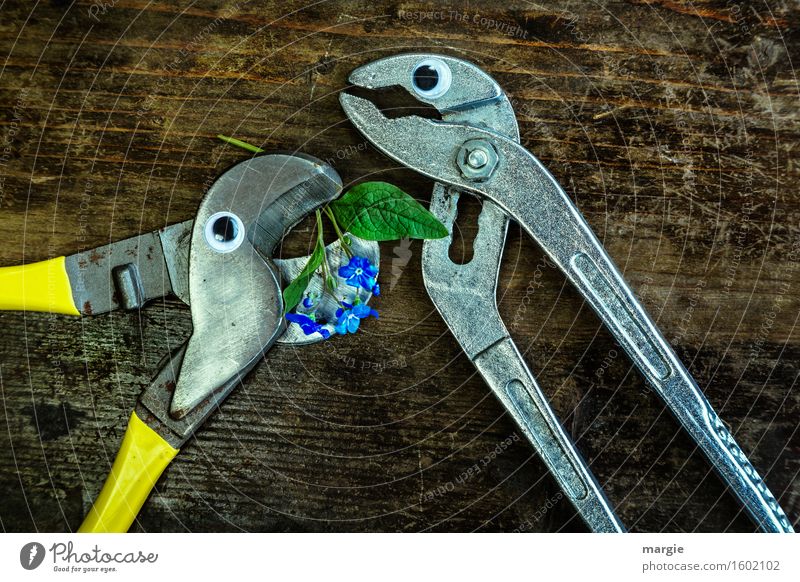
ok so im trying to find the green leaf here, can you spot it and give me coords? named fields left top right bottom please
left=329, top=182, right=448, bottom=241
left=282, top=240, right=325, bottom=314
left=217, top=134, right=264, bottom=154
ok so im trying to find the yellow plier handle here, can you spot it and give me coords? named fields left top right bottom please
left=78, top=412, right=178, bottom=533
left=0, top=257, right=79, bottom=315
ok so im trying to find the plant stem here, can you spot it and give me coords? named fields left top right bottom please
left=315, top=209, right=324, bottom=246
left=324, top=206, right=353, bottom=257
left=217, top=134, right=264, bottom=153
left=315, top=210, right=336, bottom=296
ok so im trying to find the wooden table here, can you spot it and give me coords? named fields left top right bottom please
left=1, top=0, right=798, bottom=532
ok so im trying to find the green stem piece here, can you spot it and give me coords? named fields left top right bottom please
left=324, top=206, right=353, bottom=257
left=217, top=134, right=264, bottom=154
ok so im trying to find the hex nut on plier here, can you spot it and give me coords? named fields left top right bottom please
left=457, top=138, right=499, bottom=182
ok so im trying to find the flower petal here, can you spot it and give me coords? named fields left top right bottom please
left=347, top=315, right=361, bottom=333
left=352, top=304, right=372, bottom=318
left=338, top=263, right=356, bottom=278
left=285, top=312, right=314, bottom=326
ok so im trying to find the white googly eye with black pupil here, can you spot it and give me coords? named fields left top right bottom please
left=411, top=58, right=452, bottom=99
left=204, top=211, right=245, bottom=253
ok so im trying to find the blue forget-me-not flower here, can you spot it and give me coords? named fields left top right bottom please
left=285, top=312, right=331, bottom=339
left=334, top=301, right=379, bottom=335
left=338, top=256, right=378, bottom=293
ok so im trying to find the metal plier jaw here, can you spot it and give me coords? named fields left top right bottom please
left=343, top=55, right=622, bottom=532
left=0, top=152, right=379, bottom=532
left=80, top=153, right=378, bottom=532
left=138, top=154, right=348, bottom=447
left=341, top=53, right=794, bottom=533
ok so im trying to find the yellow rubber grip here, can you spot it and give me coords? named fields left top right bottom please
left=0, top=256, right=79, bottom=315
left=78, top=411, right=179, bottom=533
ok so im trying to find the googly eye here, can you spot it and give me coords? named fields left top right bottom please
left=204, top=211, right=245, bottom=253
left=411, top=58, right=452, bottom=99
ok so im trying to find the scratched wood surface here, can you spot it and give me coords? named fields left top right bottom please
left=0, top=0, right=798, bottom=533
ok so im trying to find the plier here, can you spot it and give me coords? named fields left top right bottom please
left=0, top=153, right=379, bottom=532
left=340, top=53, right=794, bottom=533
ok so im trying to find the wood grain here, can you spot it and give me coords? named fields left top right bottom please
left=0, top=0, right=798, bottom=532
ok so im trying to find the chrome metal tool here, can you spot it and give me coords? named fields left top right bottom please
left=340, top=53, right=793, bottom=533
